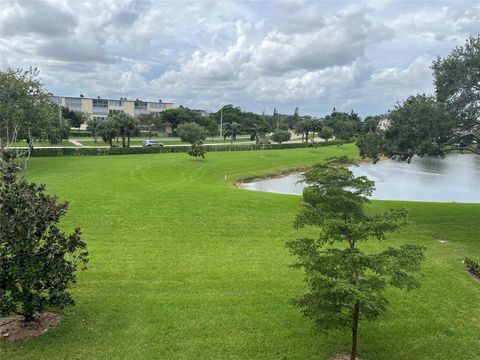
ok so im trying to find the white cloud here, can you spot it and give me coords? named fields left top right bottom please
left=0, top=0, right=478, bottom=116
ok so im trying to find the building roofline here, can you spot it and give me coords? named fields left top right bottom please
left=50, top=95, right=173, bottom=104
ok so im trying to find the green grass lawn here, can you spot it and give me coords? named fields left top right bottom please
left=1, top=143, right=479, bottom=359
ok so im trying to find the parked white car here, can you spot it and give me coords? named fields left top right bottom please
left=142, top=140, right=164, bottom=147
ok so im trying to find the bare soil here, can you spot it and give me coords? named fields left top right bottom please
left=329, top=354, right=362, bottom=360
left=0, top=312, right=62, bottom=342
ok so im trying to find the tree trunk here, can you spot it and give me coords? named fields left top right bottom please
left=127, top=136, right=131, bottom=147
left=122, top=136, right=126, bottom=147
left=351, top=301, right=360, bottom=360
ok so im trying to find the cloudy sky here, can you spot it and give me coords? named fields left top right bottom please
left=1, top=0, right=479, bottom=117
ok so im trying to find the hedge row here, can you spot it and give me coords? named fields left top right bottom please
left=69, top=131, right=93, bottom=137
left=464, top=257, right=480, bottom=278
left=29, top=140, right=345, bottom=157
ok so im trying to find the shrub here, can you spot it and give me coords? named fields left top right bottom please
left=271, top=130, right=292, bottom=144
left=0, top=151, right=88, bottom=321
left=465, top=257, right=480, bottom=277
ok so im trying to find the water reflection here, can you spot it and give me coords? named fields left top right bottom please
left=242, top=154, right=480, bottom=203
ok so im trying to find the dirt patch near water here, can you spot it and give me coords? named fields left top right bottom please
left=0, top=312, right=62, bottom=342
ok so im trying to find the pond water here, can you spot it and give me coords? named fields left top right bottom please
left=242, top=154, right=480, bottom=203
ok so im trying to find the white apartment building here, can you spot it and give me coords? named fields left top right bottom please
left=49, top=95, right=174, bottom=121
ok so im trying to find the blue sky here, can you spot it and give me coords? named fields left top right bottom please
left=1, top=0, right=479, bottom=117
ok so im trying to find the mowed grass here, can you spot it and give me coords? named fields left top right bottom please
left=1, top=143, right=479, bottom=360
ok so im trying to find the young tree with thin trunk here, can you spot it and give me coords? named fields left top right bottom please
left=287, top=165, right=425, bottom=360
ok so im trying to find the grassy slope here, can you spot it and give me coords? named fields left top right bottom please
left=1, top=143, right=479, bottom=360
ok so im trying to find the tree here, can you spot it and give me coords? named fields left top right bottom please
left=0, top=151, right=88, bottom=322
left=86, top=116, right=101, bottom=143
left=287, top=165, right=425, bottom=360
left=334, top=119, right=356, bottom=141
left=357, top=95, right=454, bottom=162
left=161, top=108, right=193, bottom=132
left=205, top=117, right=219, bottom=141
left=112, top=113, right=139, bottom=147
left=61, top=108, right=85, bottom=129
left=98, top=117, right=118, bottom=147
left=177, top=123, right=207, bottom=159
left=137, top=113, right=163, bottom=139
left=223, top=122, right=241, bottom=144
left=319, top=126, right=334, bottom=142
left=271, top=130, right=291, bottom=144
left=433, top=35, right=480, bottom=135
left=249, top=122, right=269, bottom=142
left=188, top=141, right=206, bottom=159
left=0, top=68, right=65, bottom=148
left=358, top=36, right=480, bottom=161
left=177, top=122, right=206, bottom=144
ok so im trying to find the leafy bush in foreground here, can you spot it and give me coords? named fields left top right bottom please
left=465, top=257, right=480, bottom=277
left=0, top=151, right=88, bottom=321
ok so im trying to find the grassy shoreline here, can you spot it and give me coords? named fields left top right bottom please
left=1, top=144, right=479, bottom=359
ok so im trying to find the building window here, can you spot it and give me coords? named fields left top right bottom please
left=93, top=99, right=108, bottom=108
left=109, top=100, right=123, bottom=107
left=149, top=102, right=166, bottom=110
left=134, top=101, right=147, bottom=110
left=109, top=109, right=124, bottom=114
left=65, top=97, right=82, bottom=110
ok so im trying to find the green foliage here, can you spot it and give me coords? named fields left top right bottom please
left=188, top=141, right=206, bottom=159
left=205, top=117, right=220, bottom=140
left=271, top=130, right=292, bottom=144
left=86, top=117, right=101, bottom=143
left=62, top=108, right=87, bottom=129
left=323, top=109, right=361, bottom=141
left=0, top=151, right=88, bottom=321
left=358, top=95, right=454, bottom=162
left=97, top=117, right=118, bottom=147
left=161, top=108, right=194, bottom=131
left=223, top=122, right=241, bottom=143
left=433, top=35, right=480, bottom=130
left=358, top=36, right=480, bottom=161
left=69, top=130, right=93, bottom=137
left=287, top=165, right=425, bottom=359
left=0, top=68, right=67, bottom=147
left=111, top=112, right=140, bottom=147
left=356, top=131, right=385, bottom=163
left=464, top=257, right=480, bottom=277
left=319, top=126, right=334, bottom=142
left=177, top=122, right=206, bottom=144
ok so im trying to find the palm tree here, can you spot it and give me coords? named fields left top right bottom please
left=86, top=116, right=101, bottom=143
left=223, top=122, right=241, bottom=144
left=249, top=123, right=269, bottom=142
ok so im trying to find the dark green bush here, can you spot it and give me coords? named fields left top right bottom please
left=69, top=130, right=93, bottom=137
left=465, top=257, right=480, bottom=277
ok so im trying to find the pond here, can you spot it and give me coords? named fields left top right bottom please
left=241, top=154, right=480, bottom=203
